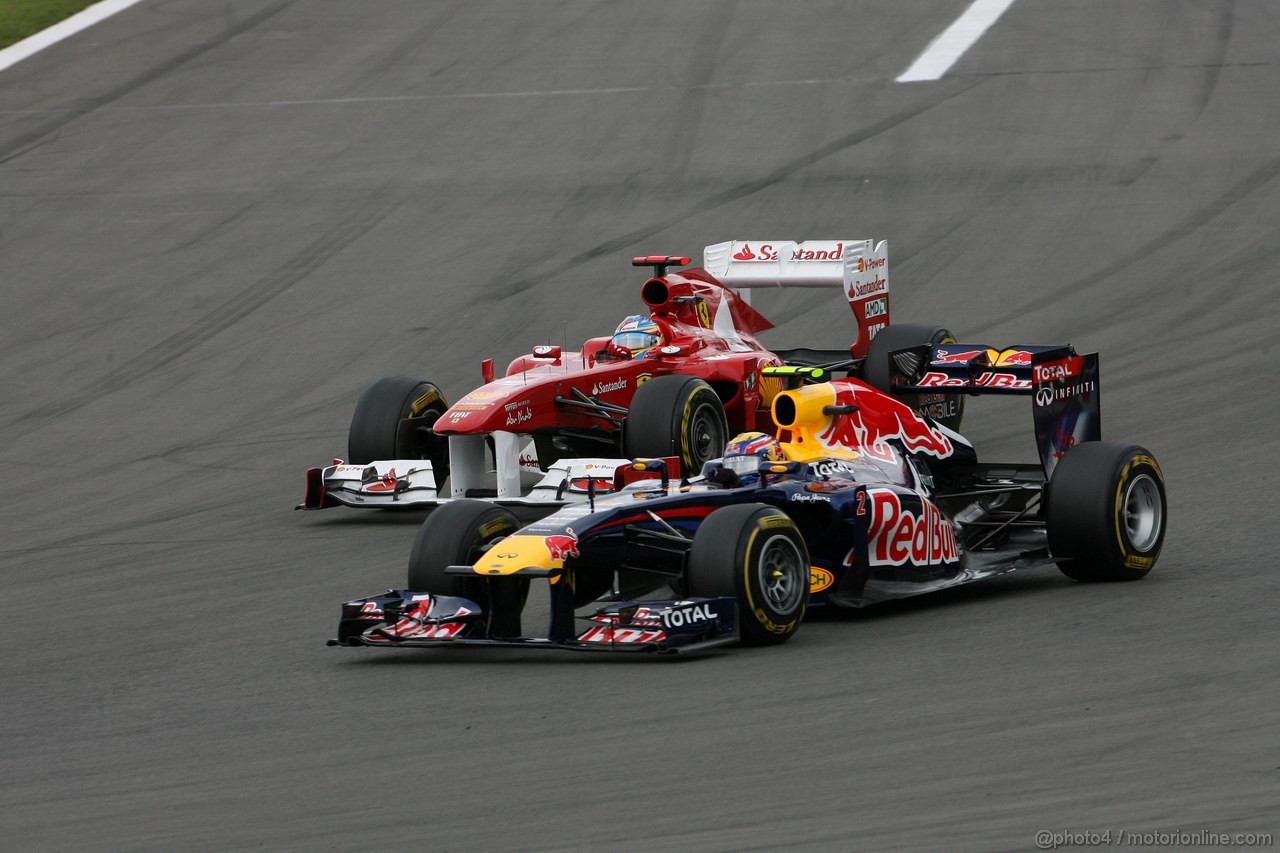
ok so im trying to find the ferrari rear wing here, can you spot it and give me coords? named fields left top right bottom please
left=703, top=239, right=888, bottom=360
left=886, top=343, right=1102, bottom=477
left=703, top=239, right=884, bottom=292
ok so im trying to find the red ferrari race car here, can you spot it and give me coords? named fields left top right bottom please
left=299, top=239, right=962, bottom=512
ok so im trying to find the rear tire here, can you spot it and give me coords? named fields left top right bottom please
left=348, top=378, right=450, bottom=483
left=686, top=504, right=808, bottom=646
left=862, top=324, right=964, bottom=432
left=1048, top=442, right=1166, bottom=581
left=624, top=375, right=728, bottom=476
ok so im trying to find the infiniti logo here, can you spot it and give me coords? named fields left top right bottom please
left=1035, top=387, right=1054, bottom=407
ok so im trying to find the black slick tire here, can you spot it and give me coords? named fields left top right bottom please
left=347, top=377, right=450, bottom=484
left=407, top=500, right=526, bottom=636
left=1047, top=442, right=1166, bottom=581
left=686, top=504, right=808, bottom=646
left=862, top=324, right=963, bottom=432
left=623, top=375, right=728, bottom=477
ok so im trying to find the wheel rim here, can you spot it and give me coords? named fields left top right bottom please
left=1122, top=474, right=1163, bottom=552
left=757, top=534, right=805, bottom=614
left=404, top=409, right=441, bottom=459
left=687, top=402, right=725, bottom=466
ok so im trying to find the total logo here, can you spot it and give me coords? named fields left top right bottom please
left=660, top=602, right=717, bottom=628
left=591, top=378, right=627, bottom=395
left=732, top=242, right=845, bottom=262
left=811, top=458, right=872, bottom=480
left=1033, top=356, right=1082, bottom=383
left=866, top=488, right=959, bottom=567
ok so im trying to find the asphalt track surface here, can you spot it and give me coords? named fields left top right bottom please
left=2, top=2, right=1278, bottom=850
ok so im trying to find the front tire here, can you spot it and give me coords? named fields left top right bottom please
left=624, top=375, right=728, bottom=477
left=348, top=378, right=450, bottom=482
left=686, top=504, right=808, bottom=646
left=407, top=501, right=527, bottom=635
left=1048, top=442, right=1166, bottom=581
left=862, top=323, right=964, bottom=432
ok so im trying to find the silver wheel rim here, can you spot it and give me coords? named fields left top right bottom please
left=758, top=533, right=805, bottom=613
left=1123, top=474, right=1163, bottom=552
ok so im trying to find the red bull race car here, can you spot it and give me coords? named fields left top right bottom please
left=300, top=239, right=965, bottom=512
left=331, top=346, right=1166, bottom=654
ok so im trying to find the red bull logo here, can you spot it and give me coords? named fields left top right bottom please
left=867, top=489, right=959, bottom=566
left=931, top=349, right=985, bottom=364
left=544, top=528, right=580, bottom=561
left=816, top=382, right=954, bottom=463
left=994, top=349, right=1032, bottom=366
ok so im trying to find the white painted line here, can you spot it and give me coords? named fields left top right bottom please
left=0, top=0, right=149, bottom=75
left=897, top=0, right=1018, bottom=82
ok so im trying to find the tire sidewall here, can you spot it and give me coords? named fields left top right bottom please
left=348, top=377, right=448, bottom=464
left=624, top=375, right=728, bottom=475
left=1049, top=443, right=1167, bottom=581
left=737, top=515, right=808, bottom=640
left=1107, top=450, right=1166, bottom=575
left=677, top=383, right=728, bottom=474
left=688, top=504, right=808, bottom=644
left=408, top=501, right=520, bottom=593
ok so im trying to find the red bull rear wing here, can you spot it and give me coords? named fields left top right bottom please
left=885, top=343, right=1102, bottom=477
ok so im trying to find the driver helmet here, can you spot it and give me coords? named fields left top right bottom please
left=610, top=315, right=664, bottom=359
left=722, top=431, right=787, bottom=481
